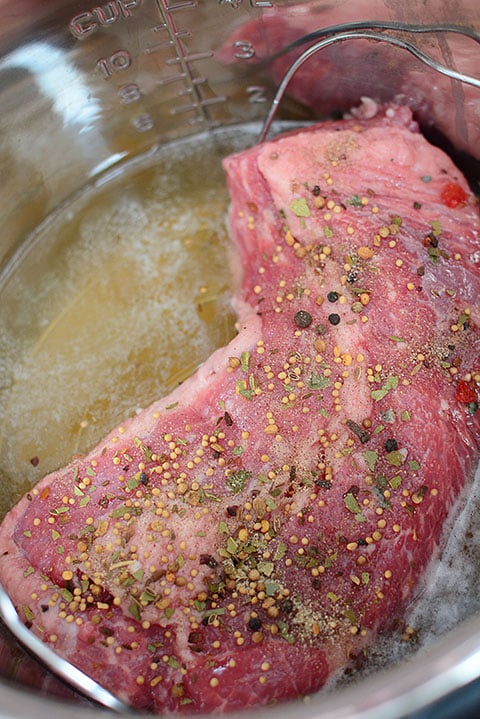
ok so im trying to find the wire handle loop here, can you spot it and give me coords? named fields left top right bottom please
left=259, top=23, right=480, bottom=143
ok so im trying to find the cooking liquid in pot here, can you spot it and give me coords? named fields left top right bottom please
left=0, top=132, right=251, bottom=521
left=0, top=125, right=479, bottom=699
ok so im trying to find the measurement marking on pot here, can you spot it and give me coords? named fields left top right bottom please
left=132, top=114, right=155, bottom=132
left=74, top=0, right=235, bottom=135
left=118, top=83, right=143, bottom=104
left=166, top=51, right=214, bottom=65
left=145, top=30, right=192, bottom=55
left=157, top=72, right=187, bottom=86
left=171, top=96, right=229, bottom=114
left=150, top=0, right=226, bottom=126
left=96, top=50, right=132, bottom=79
left=247, top=85, right=268, bottom=103
left=177, top=77, right=208, bottom=94
left=233, top=39, right=256, bottom=59
left=69, top=0, right=141, bottom=38
left=164, top=0, right=198, bottom=11
left=218, top=0, right=273, bottom=7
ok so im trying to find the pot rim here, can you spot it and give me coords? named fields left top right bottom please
left=1, top=611, right=480, bottom=719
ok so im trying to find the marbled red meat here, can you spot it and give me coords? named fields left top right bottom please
left=0, top=105, right=479, bottom=713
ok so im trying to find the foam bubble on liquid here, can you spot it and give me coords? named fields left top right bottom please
left=406, top=461, right=480, bottom=638
left=332, top=461, right=480, bottom=691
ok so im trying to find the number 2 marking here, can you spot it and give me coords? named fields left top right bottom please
left=247, top=85, right=268, bottom=103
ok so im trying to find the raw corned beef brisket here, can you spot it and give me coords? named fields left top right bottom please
left=0, top=105, right=479, bottom=713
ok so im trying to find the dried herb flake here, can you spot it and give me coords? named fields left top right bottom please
left=289, top=198, right=311, bottom=218
left=363, top=450, right=378, bottom=471
left=371, top=375, right=399, bottom=401
left=308, top=374, right=331, bottom=390
left=226, top=469, right=252, bottom=495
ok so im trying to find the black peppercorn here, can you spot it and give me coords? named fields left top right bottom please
left=384, top=438, right=399, bottom=452
left=247, top=617, right=262, bottom=631
left=280, top=598, right=294, bottom=613
left=199, top=554, right=218, bottom=568
left=327, top=291, right=339, bottom=302
left=328, top=313, right=340, bottom=325
left=294, top=310, right=313, bottom=328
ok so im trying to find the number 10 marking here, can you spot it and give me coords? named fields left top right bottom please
left=96, top=50, right=132, bottom=78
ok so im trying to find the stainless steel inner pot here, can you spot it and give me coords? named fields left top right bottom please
left=0, top=1, right=479, bottom=717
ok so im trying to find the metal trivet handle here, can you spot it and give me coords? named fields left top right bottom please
left=0, top=579, right=130, bottom=713
left=259, top=21, right=480, bottom=143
